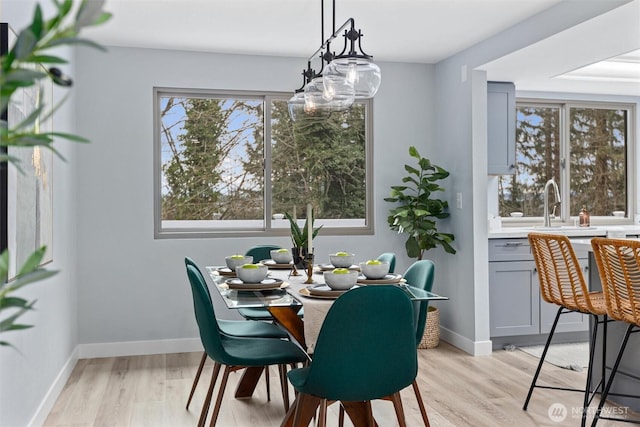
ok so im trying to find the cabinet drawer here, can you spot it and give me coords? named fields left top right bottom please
left=489, top=239, right=532, bottom=262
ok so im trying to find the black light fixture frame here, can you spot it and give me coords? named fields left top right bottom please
left=292, top=0, right=372, bottom=93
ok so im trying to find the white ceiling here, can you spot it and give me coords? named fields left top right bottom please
left=11, top=0, right=639, bottom=96
left=82, top=0, right=563, bottom=63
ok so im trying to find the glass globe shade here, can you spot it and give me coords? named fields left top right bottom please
left=325, top=57, right=381, bottom=98
left=287, top=91, right=306, bottom=122
left=305, top=76, right=355, bottom=113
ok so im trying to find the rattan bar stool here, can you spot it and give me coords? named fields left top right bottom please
left=590, top=237, right=640, bottom=426
left=524, top=233, right=609, bottom=427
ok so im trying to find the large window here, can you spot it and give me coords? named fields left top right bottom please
left=153, top=88, right=372, bottom=238
left=498, top=101, right=634, bottom=222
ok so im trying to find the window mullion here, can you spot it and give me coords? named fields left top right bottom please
left=264, top=95, right=273, bottom=231
left=560, top=103, right=570, bottom=221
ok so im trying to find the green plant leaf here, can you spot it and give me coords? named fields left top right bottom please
left=47, top=37, right=107, bottom=52
left=17, top=246, right=46, bottom=277
left=30, top=4, right=45, bottom=39
left=406, top=236, right=421, bottom=259
left=28, top=55, right=68, bottom=64
left=13, top=29, right=38, bottom=61
left=0, top=297, right=29, bottom=309
left=408, top=146, right=419, bottom=158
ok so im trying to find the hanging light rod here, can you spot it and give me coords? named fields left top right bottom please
left=288, top=0, right=381, bottom=121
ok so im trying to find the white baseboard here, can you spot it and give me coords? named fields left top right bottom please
left=440, top=326, right=493, bottom=356
left=28, top=347, right=79, bottom=427
left=78, top=337, right=203, bottom=359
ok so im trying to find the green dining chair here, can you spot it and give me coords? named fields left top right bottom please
left=184, top=257, right=289, bottom=409
left=287, top=285, right=417, bottom=427
left=237, top=245, right=283, bottom=321
left=376, top=252, right=396, bottom=274
left=186, top=264, right=308, bottom=426
left=403, top=259, right=436, bottom=427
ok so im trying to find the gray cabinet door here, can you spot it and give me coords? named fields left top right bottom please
left=539, top=258, right=590, bottom=333
left=487, top=82, right=516, bottom=175
left=489, top=260, right=539, bottom=337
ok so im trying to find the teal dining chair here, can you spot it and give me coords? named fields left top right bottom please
left=184, top=257, right=289, bottom=410
left=238, top=245, right=283, bottom=321
left=287, top=285, right=417, bottom=427
left=376, top=252, right=396, bottom=274
left=403, top=259, right=436, bottom=427
left=185, top=263, right=308, bottom=426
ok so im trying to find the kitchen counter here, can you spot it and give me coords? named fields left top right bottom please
left=489, top=225, right=640, bottom=239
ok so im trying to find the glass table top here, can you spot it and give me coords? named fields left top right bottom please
left=205, top=266, right=448, bottom=310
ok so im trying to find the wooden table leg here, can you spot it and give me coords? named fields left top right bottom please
left=280, top=393, right=320, bottom=427
left=234, top=366, right=264, bottom=399
left=268, top=306, right=306, bottom=348
left=342, top=401, right=379, bottom=427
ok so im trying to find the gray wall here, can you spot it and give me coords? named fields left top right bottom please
left=73, top=46, right=437, bottom=344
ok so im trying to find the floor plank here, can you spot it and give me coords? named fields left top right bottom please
left=43, top=343, right=638, bottom=426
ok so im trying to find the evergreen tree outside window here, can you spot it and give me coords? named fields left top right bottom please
left=153, top=88, right=371, bottom=237
left=498, top=101, right=633, bottom=221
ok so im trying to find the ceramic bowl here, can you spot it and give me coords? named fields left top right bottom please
left=329, top=253, right=355, bottom=268
left=272, top=213, right=285, bottom=220
left=270, top=249, right=293, bottom=264
left=225, top=255, right=253, bottom=270
left=236, top=264, right=268, bottom=283
left=613, top=211, right=625, bottom=218
left=359, top=261, right=390, bottom=279
left=324, top=270, right=358, bottom=290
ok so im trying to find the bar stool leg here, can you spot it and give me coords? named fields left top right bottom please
left=582, top=314, right=600, bottom=427
left=591, top=324, right=634, bottom=427
left=524, top=306, right=563, bottom=410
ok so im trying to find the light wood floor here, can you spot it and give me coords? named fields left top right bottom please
left=44, top=342, right=636, bottom=426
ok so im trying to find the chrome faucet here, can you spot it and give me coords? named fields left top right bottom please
left=543, top=178, right=561, bottom=227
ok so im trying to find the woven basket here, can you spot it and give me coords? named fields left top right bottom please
left=418, top=306, right=440, bottom=349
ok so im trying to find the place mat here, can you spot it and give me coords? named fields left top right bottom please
left=356, top=273, right=403, bottom=284
left=210, top=267, right=236, bottom=277
left=224, top=278, right=284, bottom=290
left=317, top=263, right=360, bottom=271
left=299, top=286, right=344, bottom=299
left=263, top=259, right=294, bottom=269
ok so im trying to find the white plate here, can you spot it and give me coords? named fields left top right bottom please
left=356, top=274, right=404, bottom=284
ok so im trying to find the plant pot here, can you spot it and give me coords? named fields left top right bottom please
left=418, top=306, right=440, bottom=349
left=291, top=247, right=311, bottom=269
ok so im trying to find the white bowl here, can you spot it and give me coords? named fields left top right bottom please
left=359, top=261, right=390, bottom=279
left=236, top=264, right=268, bottom=283
left=510, top=212, right=524, bottom=217
left=329, top=253, right=355, bottom=268
left=270, top=249, right=293, bottom=264
left=225, top=255, right=253, bottom=270
left=612, top=211, right=625, bottom=218
left=324, top=270, right=358, bottom=290
left=272, top=213, right=285, bottom=220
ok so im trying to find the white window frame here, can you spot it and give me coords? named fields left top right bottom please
left=153, top=87, right=374, bottom=239
left=500, top=98, right=636, bottom=226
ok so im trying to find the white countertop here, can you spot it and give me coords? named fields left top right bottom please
left=489, top=225, right=640, bottom=239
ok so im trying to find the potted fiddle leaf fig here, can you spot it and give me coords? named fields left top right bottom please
left=385, top=146, right=456, bottom=260
left=284, top=211, right=322, bottom=268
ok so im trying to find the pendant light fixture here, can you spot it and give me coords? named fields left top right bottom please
left=287, top=0, right=380, bottom=121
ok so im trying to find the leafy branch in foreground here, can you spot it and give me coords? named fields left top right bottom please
left=0, top=0, right=111, bottom=347
left=1, top=0, right=112, bottom=159
left=0, top=247, right=57, bottom=346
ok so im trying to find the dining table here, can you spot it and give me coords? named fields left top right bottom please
left=205, top=261, right=448, bottom=427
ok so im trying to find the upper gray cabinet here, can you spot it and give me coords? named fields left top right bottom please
left=487, top=82, right=516, bottom=175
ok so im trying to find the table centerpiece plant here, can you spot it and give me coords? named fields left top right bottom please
left=385, top=146, right=456, bottom=260
left=284, top=210, right=322, bottom=268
